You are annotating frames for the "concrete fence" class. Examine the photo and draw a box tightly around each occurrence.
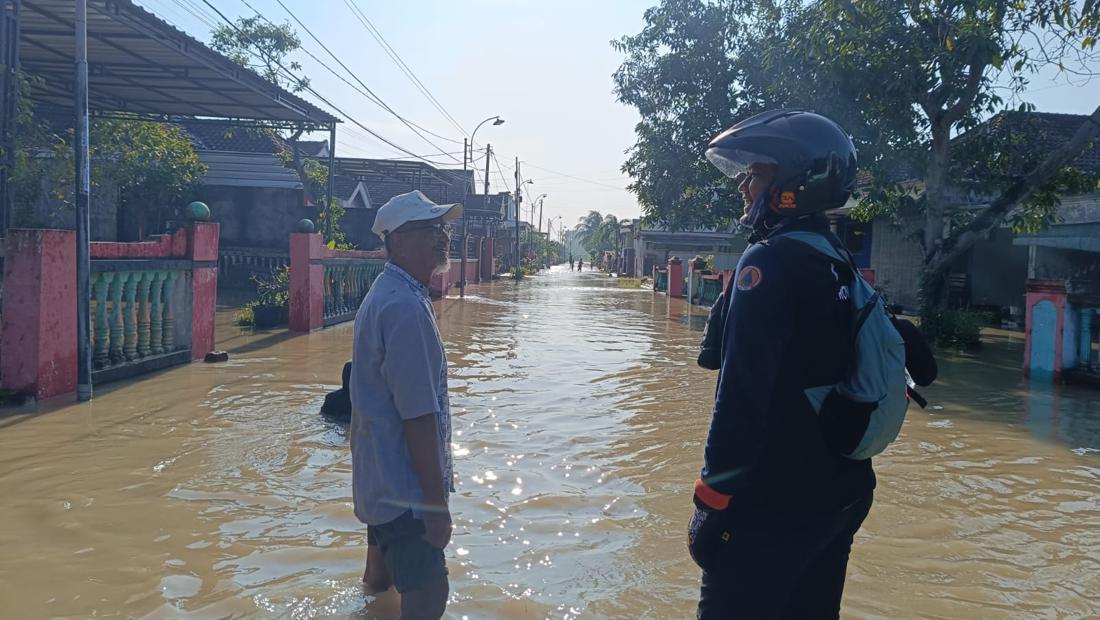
[1,223,219,399]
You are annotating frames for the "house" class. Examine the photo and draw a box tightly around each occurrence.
[625,220,748,280]
[837,111,1100,322]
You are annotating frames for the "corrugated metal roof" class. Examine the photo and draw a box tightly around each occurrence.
[198,151,302,189]
[18,0,338,125]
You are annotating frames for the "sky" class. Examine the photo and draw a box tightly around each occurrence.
[135,0,1100,233]
[135,0,654,232]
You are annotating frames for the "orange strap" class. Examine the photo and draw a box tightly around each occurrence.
[694,479,732,511]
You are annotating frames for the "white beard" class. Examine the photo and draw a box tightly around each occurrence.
[431,256,450,275]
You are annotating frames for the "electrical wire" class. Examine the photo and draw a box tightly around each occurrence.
[264,0,462,163]
[343,0,469,138]
[197,0,461,167]
[520,162,628,191]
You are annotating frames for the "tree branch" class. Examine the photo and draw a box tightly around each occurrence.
[927,101,1100,277]
[942,61,986,126]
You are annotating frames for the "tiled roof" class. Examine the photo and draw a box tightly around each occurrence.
[960,111,1100,174]
[181,123,287,153]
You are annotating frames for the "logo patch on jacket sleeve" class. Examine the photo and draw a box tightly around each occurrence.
[736,265,763,291]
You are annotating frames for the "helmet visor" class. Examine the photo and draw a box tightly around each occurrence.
[705,147,777,179]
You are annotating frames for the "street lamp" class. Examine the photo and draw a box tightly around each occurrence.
[546,215,562,267]
[461,115,504,297]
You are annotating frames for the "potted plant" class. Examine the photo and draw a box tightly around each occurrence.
[250,265,290,328]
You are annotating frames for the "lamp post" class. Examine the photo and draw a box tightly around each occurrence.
[533,194,547,233]
[516,178,534,275]
[461,116,504,297]
[547,215,562,266]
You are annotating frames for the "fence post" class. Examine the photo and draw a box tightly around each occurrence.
[668,256,684,298]
[481,236,495,281]
[189,221,219,359]
[1,229,78,399]
[290,232,324,331]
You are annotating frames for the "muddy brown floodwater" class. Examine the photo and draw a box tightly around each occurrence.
[1,266,1098,618]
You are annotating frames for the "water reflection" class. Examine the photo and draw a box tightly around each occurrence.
[0,265,1096,618]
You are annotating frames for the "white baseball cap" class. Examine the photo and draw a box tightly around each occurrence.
[371,190,463,238]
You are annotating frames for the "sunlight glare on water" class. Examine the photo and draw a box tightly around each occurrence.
[0,265,1097,618]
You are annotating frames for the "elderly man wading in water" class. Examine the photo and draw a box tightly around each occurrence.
[350,190,461,620]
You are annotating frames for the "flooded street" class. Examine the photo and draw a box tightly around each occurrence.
[1,266,1098,619]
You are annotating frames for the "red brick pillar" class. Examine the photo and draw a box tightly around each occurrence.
[290,233,324,332]
[189,222,220,359]
[1,229,78,399]
[668,256,684,298]
[481,237,495,281]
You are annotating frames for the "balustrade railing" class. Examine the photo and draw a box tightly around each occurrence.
[1075,306,1098,372]
[90,260,192,382]
[322,258,386,326]
[698,274,723,307]
[654,268,669,293]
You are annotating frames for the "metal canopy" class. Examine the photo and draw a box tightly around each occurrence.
[1013,223,1100,253]
[17,0,338,126]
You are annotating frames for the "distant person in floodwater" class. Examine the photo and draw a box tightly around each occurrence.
[351,190,459,619]
[687,110,876,619]
[577,259,583,271]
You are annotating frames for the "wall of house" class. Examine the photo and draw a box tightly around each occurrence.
[869,217,924,311]
[201,186,311,250]
[1032,246,1100,295]
[965,227,1029,310]
[342,207,382,250]
[18,181,120,241]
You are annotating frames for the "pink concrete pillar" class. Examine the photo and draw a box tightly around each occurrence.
[474,238,484,283]
[1,229,78,399]
[290,233,324,332]
[668,257,684,298]
[481,237,495,281]
[1024,279,1068,381]
[189,222,220,359]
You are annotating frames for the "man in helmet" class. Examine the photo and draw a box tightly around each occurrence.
[687,110,876,618]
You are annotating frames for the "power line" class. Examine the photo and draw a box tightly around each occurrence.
[342,0,468,138]
[521,162,628,191]
[264,0,462,163]
[197,0,458,167]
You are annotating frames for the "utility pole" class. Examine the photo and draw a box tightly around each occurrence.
[484,144,492,197]
[514,157,521,278]
[75,0,92,401]
[459,137,469,297]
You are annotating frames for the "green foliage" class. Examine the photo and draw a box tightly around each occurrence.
[572,211,622,254]
[9,73,205,228]
[210,16,309,92]
[302,159,352,249]
[235,302,256,326]
[920,307,992,350]
[614,0,1100,313]
[252,265,290,307]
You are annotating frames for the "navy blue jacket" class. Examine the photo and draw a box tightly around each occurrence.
[697,223,875,515]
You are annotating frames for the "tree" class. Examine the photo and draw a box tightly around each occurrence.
[785,0,1100,312]
[614,0,1100,317]
[573,210,606,250]
[11,74,204,235]
[210,16,310,92]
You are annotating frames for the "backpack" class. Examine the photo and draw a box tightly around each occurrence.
[775,230,910,461]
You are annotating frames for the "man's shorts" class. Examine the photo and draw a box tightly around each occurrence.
[371,510,448,593]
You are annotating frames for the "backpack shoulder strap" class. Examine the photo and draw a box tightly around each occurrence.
[773,230,860,274]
